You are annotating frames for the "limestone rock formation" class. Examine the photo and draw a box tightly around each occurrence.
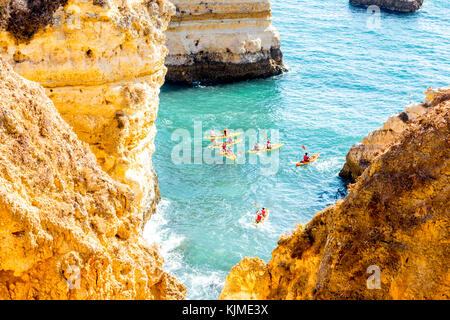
[220,88,449,300]
[0,59,185,299]
[0,0,175,223]
[349,0,424,13]
[340,87,450,182]
[165,0,285,84]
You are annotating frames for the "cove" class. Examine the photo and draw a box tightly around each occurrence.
[144,0,450,299]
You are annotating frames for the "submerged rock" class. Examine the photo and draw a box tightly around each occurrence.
[0,59,185,299]
[349,0,424,13]
[165,0,286,85]
[220,88,449,300]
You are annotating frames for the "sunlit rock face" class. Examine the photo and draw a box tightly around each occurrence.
[0,0,175,223]
[339,87,450,182]
[0,59,186,300]
[220,88,450,300]
[165,0,285,84]
[349,0,424,13]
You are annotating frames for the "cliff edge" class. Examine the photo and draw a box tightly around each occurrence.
[0,59,185,299]
[220,88,449,300]
[0,0,175,223]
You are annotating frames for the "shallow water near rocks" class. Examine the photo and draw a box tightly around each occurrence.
[143,0,450,299]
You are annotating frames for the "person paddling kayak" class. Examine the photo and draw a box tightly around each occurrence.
[261,207,267,217]
[256,210,263,223]
[222,142,227,152]
[266,140,272,150]
[302,152,310,163]
[223,128,229,137]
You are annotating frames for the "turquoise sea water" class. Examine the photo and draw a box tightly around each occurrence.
[143,0,450,299]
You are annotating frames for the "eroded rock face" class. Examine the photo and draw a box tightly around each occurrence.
[339,87,450,182]
[0,0,175,223]
[349,0,424,13]
[165,0,285,84]
[0,59,185,299]
[220,89,449,300]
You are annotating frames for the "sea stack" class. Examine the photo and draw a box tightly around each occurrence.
[0,0,175,223]
[349,0,424,12]
[220,88,450,300]
[165,0,285,85]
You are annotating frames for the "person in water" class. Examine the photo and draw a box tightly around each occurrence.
[222,142,227,152]
[253,142,260,151]
[226,147,233,155]
[266,140,272,150]
[303,152,310,163]
[227,137,234,144]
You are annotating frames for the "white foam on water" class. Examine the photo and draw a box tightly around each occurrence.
[239,210,273,232]
[143,198,227,299]
[143,199,184,272]
[314,156,342,173]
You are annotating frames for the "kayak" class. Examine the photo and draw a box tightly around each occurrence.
[248,143,284,154]
[254,209,270,226]
[219,151,236,161]
[208,138,242,149]
[204,132,241,140]
[296,153,320,166]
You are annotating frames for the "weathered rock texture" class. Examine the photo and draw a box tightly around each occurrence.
[340,87,450,182]
[0,59,185,299]
[220,88,450,300]
[165,0,285,84]
[349,0,424,13]
[0,0,175,223]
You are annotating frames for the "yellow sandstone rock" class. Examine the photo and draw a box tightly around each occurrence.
[0,59,185,299]
[339,86,450,182]
[220,88,450,300]
[0,0,176,223]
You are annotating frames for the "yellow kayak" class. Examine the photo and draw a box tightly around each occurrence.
[219,151,236,161]
[254,209,270,225]
[208,138,242,149]
[204,132,241,140]
[248,143,284,154]
[296,153,320,166]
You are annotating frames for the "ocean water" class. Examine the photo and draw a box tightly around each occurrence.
[143,0,450,299]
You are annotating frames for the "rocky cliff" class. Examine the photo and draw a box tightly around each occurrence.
[340,87,450,182]
[349,0,424,12]
[165,0,285,84]
[220,88,449,300]
[0,0,175,223]
[0,59,185,299]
